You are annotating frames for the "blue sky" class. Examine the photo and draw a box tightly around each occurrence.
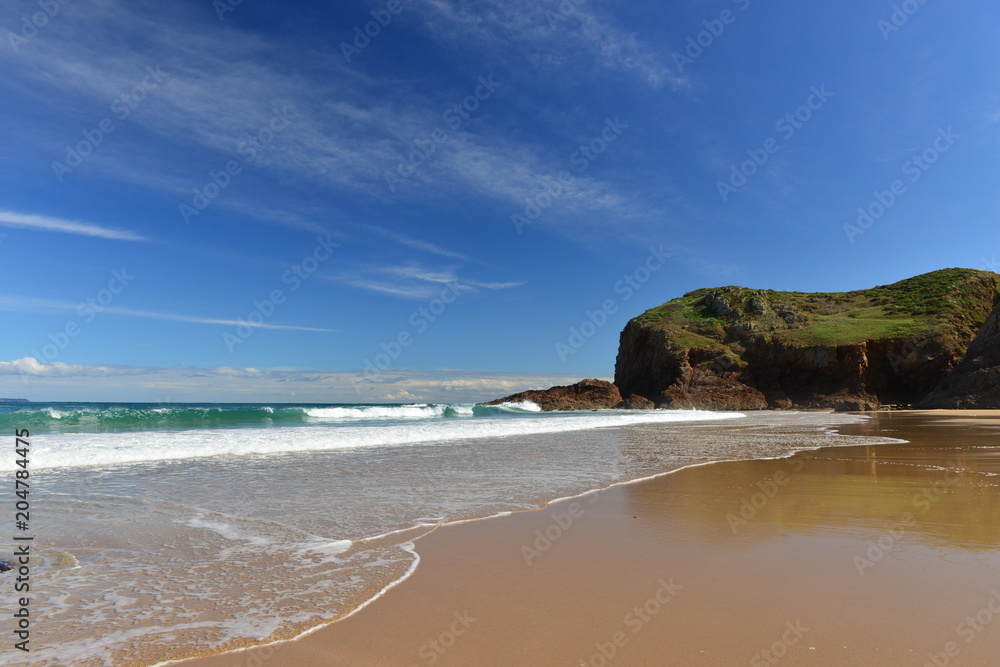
[0,0,998,402]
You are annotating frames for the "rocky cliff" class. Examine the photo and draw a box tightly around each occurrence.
[614,269,1000,410]
[920,298,1000,408]
[480,378,653,411]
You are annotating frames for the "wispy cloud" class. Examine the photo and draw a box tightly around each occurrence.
[332,277,442,300]
[382,265,522,290]
[365,225,470,261]
[99,306,336,332]
[0,209,147,241]
[413,0,681,90]
[330,263,522,300]
[0,358,589,403]
[0,357,149,378]
[381,266,460,284]
[0,0,647,232]
[0,295,335,332]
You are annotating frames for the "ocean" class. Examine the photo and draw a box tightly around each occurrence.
[0,401,902,666]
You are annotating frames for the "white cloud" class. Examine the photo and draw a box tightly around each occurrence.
[336,277,447,300]
[0,0,647,231]
[413,0,682,90]
[0,357,148,378]
[364,225,471,262]
[0,209,147,241]
[102,306,337,332]
[382,266,461,284]
[0,358,590,403]
[329,263,522,300]
[0,295,335,332]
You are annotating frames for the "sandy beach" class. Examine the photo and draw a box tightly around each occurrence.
[181,411,1000,667]
[10,2,1000,664]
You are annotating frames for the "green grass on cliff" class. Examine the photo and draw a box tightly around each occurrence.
[791,314,925,346]
[636,268,999,349]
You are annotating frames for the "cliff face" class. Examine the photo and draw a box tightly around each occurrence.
[919,298,1000,408]
[614,269,999,410]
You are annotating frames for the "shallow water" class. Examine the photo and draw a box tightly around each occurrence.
[0,408,900,666]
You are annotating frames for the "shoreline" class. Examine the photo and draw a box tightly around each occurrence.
[159,421,832,666]
[175,409,1000,666]
[11,407,865,667]
[155,410,870,666]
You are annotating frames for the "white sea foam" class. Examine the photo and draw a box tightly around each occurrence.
[13,409,745,471]
[185,517,274,546]
[492,400,542,412]
[303,404,452,420]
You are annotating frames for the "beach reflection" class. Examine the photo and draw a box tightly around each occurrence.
[619,412,1000,551]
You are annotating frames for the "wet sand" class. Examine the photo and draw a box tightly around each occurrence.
[182,411,1000,666]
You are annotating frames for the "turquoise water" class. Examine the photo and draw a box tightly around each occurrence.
[0,401,750,471]
[0,400,536,434]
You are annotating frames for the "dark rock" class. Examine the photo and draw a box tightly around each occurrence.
[616,394,655,410]
[920,298,1000,408]
[767,390,794,410]
[479,378,622,411]
[833,395,882,412]
[746,296,768,316]
[657,369,769,411]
